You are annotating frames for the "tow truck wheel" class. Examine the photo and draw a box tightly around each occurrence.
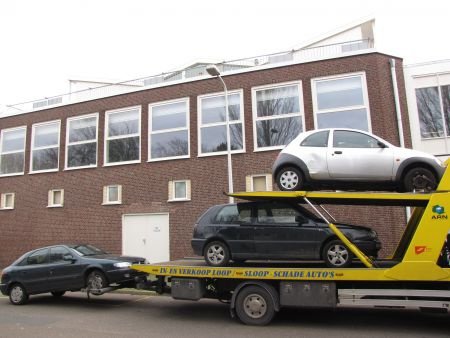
[204,241,230,267]
[235,285,275,325]
[403,167,437,192]
[86,270,107,294]
[9,283,29,305]
[323,240,353,268]
[276,167,304,191]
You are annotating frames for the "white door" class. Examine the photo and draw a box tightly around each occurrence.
[327,130,394,180]
[122,213,170,263]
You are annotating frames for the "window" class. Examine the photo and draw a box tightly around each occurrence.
[149,99,189,161]
[252,82,304,150]
[31,120,60,173]
[49,246,73,263]
[105,106,141,165]
[214,204,252,224]
[415,85,450,139]
[256,203,301,224]
[48,189,64,207]
[246,174,272,192]
[301,130,329,147]
[312,73,370,131]
[103,185,122,204]
[333,130,381,148]
[0,127,26,176]
[1,193,15,209]
[66,114,98,169]
[198,90,244,156]
[26,249,48,265]
[168,180,191,201]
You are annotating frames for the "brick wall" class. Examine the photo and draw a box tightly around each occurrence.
[0,52,409,267]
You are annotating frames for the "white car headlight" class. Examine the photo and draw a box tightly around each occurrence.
[114,262,131,268]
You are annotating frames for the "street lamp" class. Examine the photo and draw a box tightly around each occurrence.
[206,65,234,203]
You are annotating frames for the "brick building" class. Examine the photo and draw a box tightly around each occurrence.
[0,20,411,266]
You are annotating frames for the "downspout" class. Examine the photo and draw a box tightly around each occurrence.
[390,59,411,221]
[389,58,405,147]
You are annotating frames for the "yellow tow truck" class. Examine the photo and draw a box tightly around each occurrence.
[132,164,450,325]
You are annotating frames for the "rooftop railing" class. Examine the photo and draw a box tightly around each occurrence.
[1,38,373,118]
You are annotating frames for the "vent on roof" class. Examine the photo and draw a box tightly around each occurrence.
[32,96,63,109]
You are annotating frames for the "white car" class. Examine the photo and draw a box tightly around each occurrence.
[272,128,445,192]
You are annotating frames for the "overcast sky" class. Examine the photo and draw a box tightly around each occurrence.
[1,0,449,107]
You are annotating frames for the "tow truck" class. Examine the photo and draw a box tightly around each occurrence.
[132,164,450,325]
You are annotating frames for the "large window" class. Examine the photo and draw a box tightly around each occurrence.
[66,114,98,169]
[198,91,244,156]
[149,99,189,161]
[312,73,370,131]
[105,106,140,165]
[0,126,26,176]
[415,85,450,138]
[252,82,303,150]
[31,121,60,173]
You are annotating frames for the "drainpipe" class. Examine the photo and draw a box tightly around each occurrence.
[389,58,405,147]
[390,59,411,221]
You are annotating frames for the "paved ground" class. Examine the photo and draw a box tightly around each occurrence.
[0,292,449,337]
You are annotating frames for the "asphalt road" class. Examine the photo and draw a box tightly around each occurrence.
[0,292,449,338]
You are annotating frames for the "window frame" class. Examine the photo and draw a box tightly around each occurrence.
[148,97,190,162]
[1,192,15,210]
[246,174,273,192]
[103,185,122,205]
[65,113,99,170]
[252,80,305,152]
[311,72,372,132]
[48,189,64,208]
[0,126,27,177]
[104,106,141,167]
[30,120,61,174]
[197,89,245,157]
[168,179,191,202]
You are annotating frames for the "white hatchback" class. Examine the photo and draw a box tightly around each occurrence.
[272,128,445,192]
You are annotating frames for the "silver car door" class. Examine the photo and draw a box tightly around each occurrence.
[327,130,394,180]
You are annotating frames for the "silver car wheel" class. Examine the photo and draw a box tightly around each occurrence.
[279,170,299,190]
[207,244,225,265]
[243,294,267,319]
[10,285,25,304]
[326,244,349,267]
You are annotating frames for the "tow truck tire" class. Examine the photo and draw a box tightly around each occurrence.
[403,167,437,192]
[204,241,230,267]
[323,240,353,268]
[235,285,275,325]
[51,291,66,297]
[86,270,107,294]
[9,283,29,305]
[276,166,304,191]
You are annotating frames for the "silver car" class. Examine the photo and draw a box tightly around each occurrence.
[272,128,445,192]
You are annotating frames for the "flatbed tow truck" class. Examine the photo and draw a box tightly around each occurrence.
[131,164,450,325]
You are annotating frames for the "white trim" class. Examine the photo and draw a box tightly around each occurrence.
[197,89,245,157]
[168,179,191,202]
[65,113,99,170]
[104,106,141,166]
[248,174,273,192]
[48,189,64,208]
[102,184,122,205]
[0,125,27,176]
[0,192,15,210]
[311,71,372,132]
[148,97,190,162]
[252,81,305,151]
[30,120,61,174]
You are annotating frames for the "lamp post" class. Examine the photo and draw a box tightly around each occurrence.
[206,65,234,203]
